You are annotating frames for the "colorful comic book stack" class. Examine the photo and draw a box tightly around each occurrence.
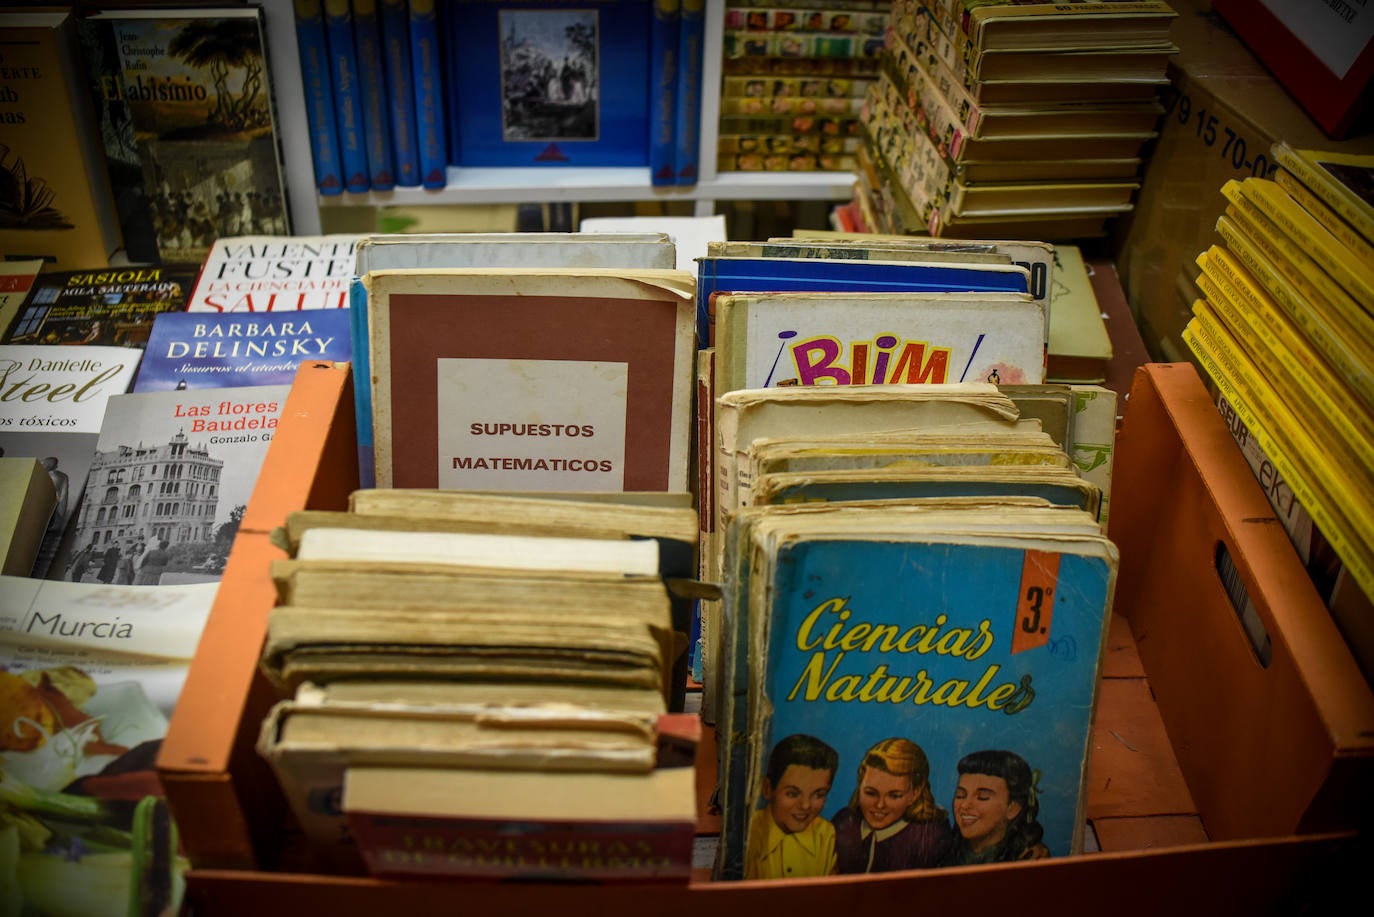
[1182,142,1374,685]
[853,0,1178,239]
[718,1,889,174]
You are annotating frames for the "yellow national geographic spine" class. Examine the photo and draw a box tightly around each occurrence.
[1273,167,1374,268]
[1271,142,1374,245]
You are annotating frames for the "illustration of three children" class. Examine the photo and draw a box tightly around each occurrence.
[744,734,1050,879]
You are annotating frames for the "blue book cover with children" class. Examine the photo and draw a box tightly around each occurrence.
[718,516,1117,880]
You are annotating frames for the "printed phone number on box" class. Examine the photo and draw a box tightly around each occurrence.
[1159,87,1280,179]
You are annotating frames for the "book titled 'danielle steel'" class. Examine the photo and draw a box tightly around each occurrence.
[132,309,352,392]
[78,6,292,265]
[446,0,654,168]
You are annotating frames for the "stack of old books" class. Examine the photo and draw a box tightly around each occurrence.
[256,490,702,882]
[854,0,1179,239]
[1182,142,1374,685]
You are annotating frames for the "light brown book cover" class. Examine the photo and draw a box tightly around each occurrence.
[366,268,695,492]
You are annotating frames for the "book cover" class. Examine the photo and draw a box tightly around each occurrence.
[186,233,362,313]
[650,0,681,186]
[719,508,1118,878]
[343,761,697,881]
[446,0,653,168]
[293,0,345,195]
[673,0,705,184]
[410,0,449,188]
[352,0,397,190]
[713,289,1048,394]
[132,308,352,392]
[3,265,197,349]
[695,254,1031,346]
[0,11,123,270]
[61,382,291,587]
[379,0,422,187]
[324,0,372,192]
[0,345,142,579]
[0,575,217,916]
[365,267,695,492]
[349,231,677,487]
[78,6,293,266]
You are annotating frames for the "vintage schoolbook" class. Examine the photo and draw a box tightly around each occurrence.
[445,0,656,168]
[58,383,290,585]
[365,267,695,492]
[349,231,677,487]
[3,265,198,348]
[186,233,363,313]
[78,5,291,265]
[712,289,1048,395]
[258,679,669,872]
[0,10,122,269]
[714,500,1118,879]
[0,345,142,578]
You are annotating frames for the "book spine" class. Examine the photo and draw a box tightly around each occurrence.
[1272,142,1374,242]
[349,274,376,489]
[649,0,681,187]
[352,0,396,191]
[324,0,371,192]
[410,0,448,189]
[294,0,345,195]
[1239,178,1374,304]
[1273,168,1374,267]
[674,0,706,186]
[379,0,422,187]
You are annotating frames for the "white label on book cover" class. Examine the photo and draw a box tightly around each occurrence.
[436,357,627,491]
[1260,0,1374,79]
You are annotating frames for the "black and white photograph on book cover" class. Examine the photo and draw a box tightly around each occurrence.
[500,7,600,141]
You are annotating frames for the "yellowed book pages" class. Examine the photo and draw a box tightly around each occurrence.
[1048,245,1113,383]
[0,458,56,576]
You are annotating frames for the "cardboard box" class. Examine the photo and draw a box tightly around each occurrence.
[1114,0,1374,363]
[1109,363,1374,839]
[158,360,1369,911]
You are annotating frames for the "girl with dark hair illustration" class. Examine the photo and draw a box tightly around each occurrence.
[943,749,1050,866]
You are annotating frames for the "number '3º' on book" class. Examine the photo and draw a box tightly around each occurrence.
[719,502,1118,880]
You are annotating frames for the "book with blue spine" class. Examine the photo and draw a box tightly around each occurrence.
[410,0,449,188]
[446,0,653,168]
[379,0,422,187]
[673,0,704,185]
[695,256,1032,346]
[352,0,396,190]
[132,309,353,392]
[716,502,1118,879]
[324,0,371,192]
[649,0,680,186]
[293,0,344,195]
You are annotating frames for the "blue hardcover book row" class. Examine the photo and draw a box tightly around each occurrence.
[293,1,702,191]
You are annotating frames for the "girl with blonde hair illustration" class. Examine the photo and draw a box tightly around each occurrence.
[833,737,952,873]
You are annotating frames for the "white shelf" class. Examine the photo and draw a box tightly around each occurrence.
[315,169,855,207]
[261,0,856,229]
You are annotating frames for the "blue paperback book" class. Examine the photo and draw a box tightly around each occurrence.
[718,506,1118,880]
[649,0,680,185]
[324,0,371,192]
[696,256,1032,346]
[352,0,396,190]
[447,0,653,167]
[294,0,345,195]
[673,0,703,185]
[411,0,449,188]
[132,309,352,392]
